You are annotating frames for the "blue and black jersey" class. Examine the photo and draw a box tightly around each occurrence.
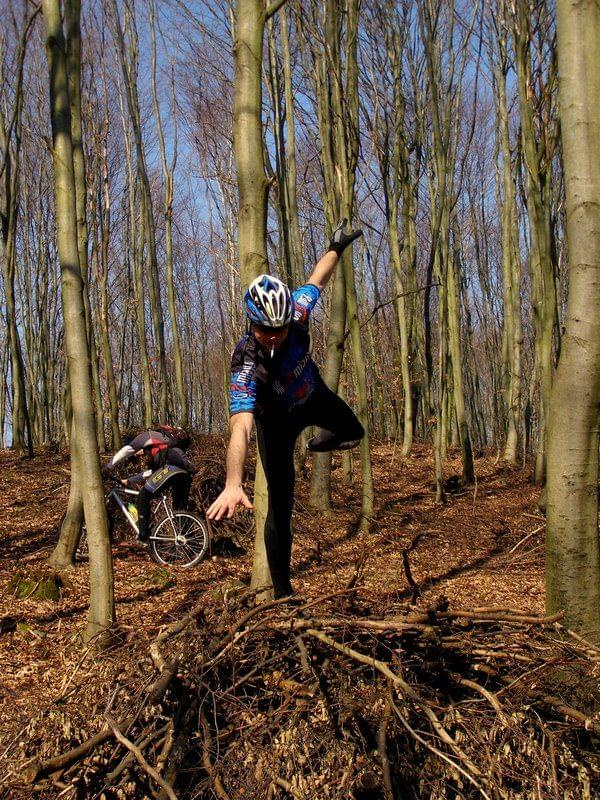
[230,284,321,415]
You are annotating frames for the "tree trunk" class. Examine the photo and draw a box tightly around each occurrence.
[233,0,279,597]
[149,0,188,426]
[308,0,373,516]
[111,0,169,420]
[546,0,600,640]
[493,18,523,464]
[42,0,115,643]
[512,1,557,484]
[0,72,33,457]
[98,107,120,448]
[48,420,83,569]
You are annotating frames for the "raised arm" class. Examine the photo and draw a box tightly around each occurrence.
[307,219,363,290]
[103,430,151,473]
[206,412,255,520]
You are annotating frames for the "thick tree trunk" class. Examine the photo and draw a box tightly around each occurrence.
[43,0,115,643]
[280,8,303,287]
[308,5,345,511]
[233,0,274,596]
[420,0,474,485]
[546,0,600,640]
[308,0,373,517]
[48,420,83,569]
[65,0,105,452]
[119,95,153,427]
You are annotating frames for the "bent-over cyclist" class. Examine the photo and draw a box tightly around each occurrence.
[103,426,195,544]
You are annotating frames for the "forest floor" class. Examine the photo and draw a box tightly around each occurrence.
[0,438,596,799]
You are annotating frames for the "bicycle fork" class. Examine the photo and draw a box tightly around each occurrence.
[158,495,180,540]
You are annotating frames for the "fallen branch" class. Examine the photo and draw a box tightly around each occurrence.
[21,717,134,783]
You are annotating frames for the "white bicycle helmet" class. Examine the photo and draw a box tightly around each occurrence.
[244,274,293,328]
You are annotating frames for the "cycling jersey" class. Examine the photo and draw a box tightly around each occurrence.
[230,284,321,415]
[108,430,195,473]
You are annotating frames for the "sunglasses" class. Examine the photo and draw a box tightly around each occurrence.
[255,324,289,337]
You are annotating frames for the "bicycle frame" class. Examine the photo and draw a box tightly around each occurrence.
[107,485,140,535]
[106,484,174,538]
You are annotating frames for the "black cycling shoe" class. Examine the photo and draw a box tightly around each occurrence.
[307,432,361,452]
[274,583,295,601]
[280,595,304,606]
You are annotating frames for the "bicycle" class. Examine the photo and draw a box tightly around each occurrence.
[76,477,209,568]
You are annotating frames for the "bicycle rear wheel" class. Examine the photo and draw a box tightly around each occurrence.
[149,512,209,568]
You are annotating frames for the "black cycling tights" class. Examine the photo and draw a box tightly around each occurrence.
[137,473,192,541]
[255,381,364,598]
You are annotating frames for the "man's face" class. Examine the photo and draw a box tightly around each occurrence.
[254,324,290,354]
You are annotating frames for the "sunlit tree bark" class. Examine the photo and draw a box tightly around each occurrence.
[233,0,285,597]
[307,0,373,521]
[546,0,600,640]
[42,0,115,642]
[419,0,476,485]
[492,2,523,464]
[111,0,169,420]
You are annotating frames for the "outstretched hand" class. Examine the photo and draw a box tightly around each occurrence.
[327,218,363,256]
[206,485,253,521]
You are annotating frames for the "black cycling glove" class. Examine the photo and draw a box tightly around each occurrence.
[327,218,363,256]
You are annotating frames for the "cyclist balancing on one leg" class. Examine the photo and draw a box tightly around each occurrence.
[207,220,365,599]
[103,426,195,544]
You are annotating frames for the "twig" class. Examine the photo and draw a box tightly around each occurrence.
[389,695,491,800]
[105,715,177,800]
[20,579,42,600]
[105,724,170,785]
[377,695,394,800]
[343,283,442,341]
[156,720,175,775]
[294,635,310,673]
[273,775,301,797]
[451,673,507,723]
[541,695,600,733]
[199,709,231,800]
[402,532,427,602]
[508,526,543,554]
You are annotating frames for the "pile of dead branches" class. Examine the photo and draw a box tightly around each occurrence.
[189,434,254,548]
[12,591,600,799]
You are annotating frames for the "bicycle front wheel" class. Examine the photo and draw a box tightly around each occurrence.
[75,514,115,561]
[149,512,209,568]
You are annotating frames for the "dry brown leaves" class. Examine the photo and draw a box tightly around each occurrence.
[1,438,594,799]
